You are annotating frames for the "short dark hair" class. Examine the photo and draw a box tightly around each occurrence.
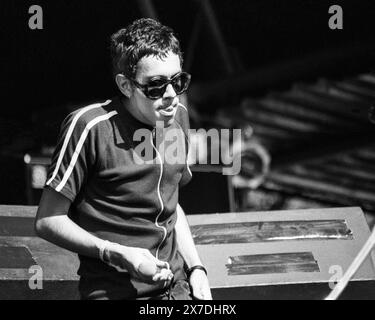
[110,18,183,79]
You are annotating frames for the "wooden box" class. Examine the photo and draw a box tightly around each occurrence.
[1,206,374,299]
[187,207,375,299]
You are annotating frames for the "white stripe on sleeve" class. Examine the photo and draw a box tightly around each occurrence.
[46,100,111,186]
[55,110,117,192]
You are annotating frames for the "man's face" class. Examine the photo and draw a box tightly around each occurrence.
[129,51,181,127]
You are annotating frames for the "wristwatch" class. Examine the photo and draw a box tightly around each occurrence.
[186,265,208,278]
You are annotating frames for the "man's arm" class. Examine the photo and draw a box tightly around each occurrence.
[35,187,105,258]
[35,187,172,284]
[175,203,212,300]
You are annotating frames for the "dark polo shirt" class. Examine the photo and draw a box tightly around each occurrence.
[45,96,192,299]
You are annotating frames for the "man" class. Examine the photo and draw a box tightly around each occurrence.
[35,18,212,300]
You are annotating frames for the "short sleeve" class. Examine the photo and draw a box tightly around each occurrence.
[45,111,95,202]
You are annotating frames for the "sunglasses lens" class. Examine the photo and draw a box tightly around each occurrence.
[172,73,190,94]
[142,72,191,99]
[146,87,165,99]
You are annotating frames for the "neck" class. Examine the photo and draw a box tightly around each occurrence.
[121,96,154,127]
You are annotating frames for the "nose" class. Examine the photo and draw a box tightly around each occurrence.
[163,83,177,99]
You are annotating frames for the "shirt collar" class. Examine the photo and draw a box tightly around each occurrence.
[113,95,154,131]
[112,95,154,146]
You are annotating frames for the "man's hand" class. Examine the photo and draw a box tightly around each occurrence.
[104,243,173,285]
[189,269,212,300]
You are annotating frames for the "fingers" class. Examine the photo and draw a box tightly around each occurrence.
[138,253,173,283]
[147,255,173,282]
[152,268,174,283]
[153,257,170,270]
[156,267,174,281]
[118,247,173,284]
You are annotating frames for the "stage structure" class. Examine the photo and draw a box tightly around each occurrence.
[0,206,374,299]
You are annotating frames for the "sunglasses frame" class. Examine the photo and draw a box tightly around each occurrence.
[130,71,191,100]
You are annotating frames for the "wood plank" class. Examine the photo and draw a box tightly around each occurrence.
[307,162,375,183]
[0,236,79,281]
[272,133,375,170]
[241,103,326,133]
[315,79,375,103]
[273,93,367,125]
[191,219,353,245]
[355,149,375,161]
[264,180,375,212]
[312,80,373,103]
[243,98,338,130]
[226,252,320,275]
[358,74,375,85]
[267,172,375,205]
[261,94,359,128]
[186,207,375,294]
[325,154,375,171]
[217,109,298,140]
[0,246,36,269]
[286,165,375,191]
[0,217,35,237]
[0,205,37,218]
[290,85,370,122]
[337,80,375,99]
[326,86,373,104]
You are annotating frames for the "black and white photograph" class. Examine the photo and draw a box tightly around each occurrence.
[1,0,375,308]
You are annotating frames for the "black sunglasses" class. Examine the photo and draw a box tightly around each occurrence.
[130,71,191,100]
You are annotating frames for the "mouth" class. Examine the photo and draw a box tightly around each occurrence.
[158,104,176,117]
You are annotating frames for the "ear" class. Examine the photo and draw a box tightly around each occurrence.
[115,74,133,98]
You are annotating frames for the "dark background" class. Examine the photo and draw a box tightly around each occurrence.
[2,1,375,118]
[1,0,375,205]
